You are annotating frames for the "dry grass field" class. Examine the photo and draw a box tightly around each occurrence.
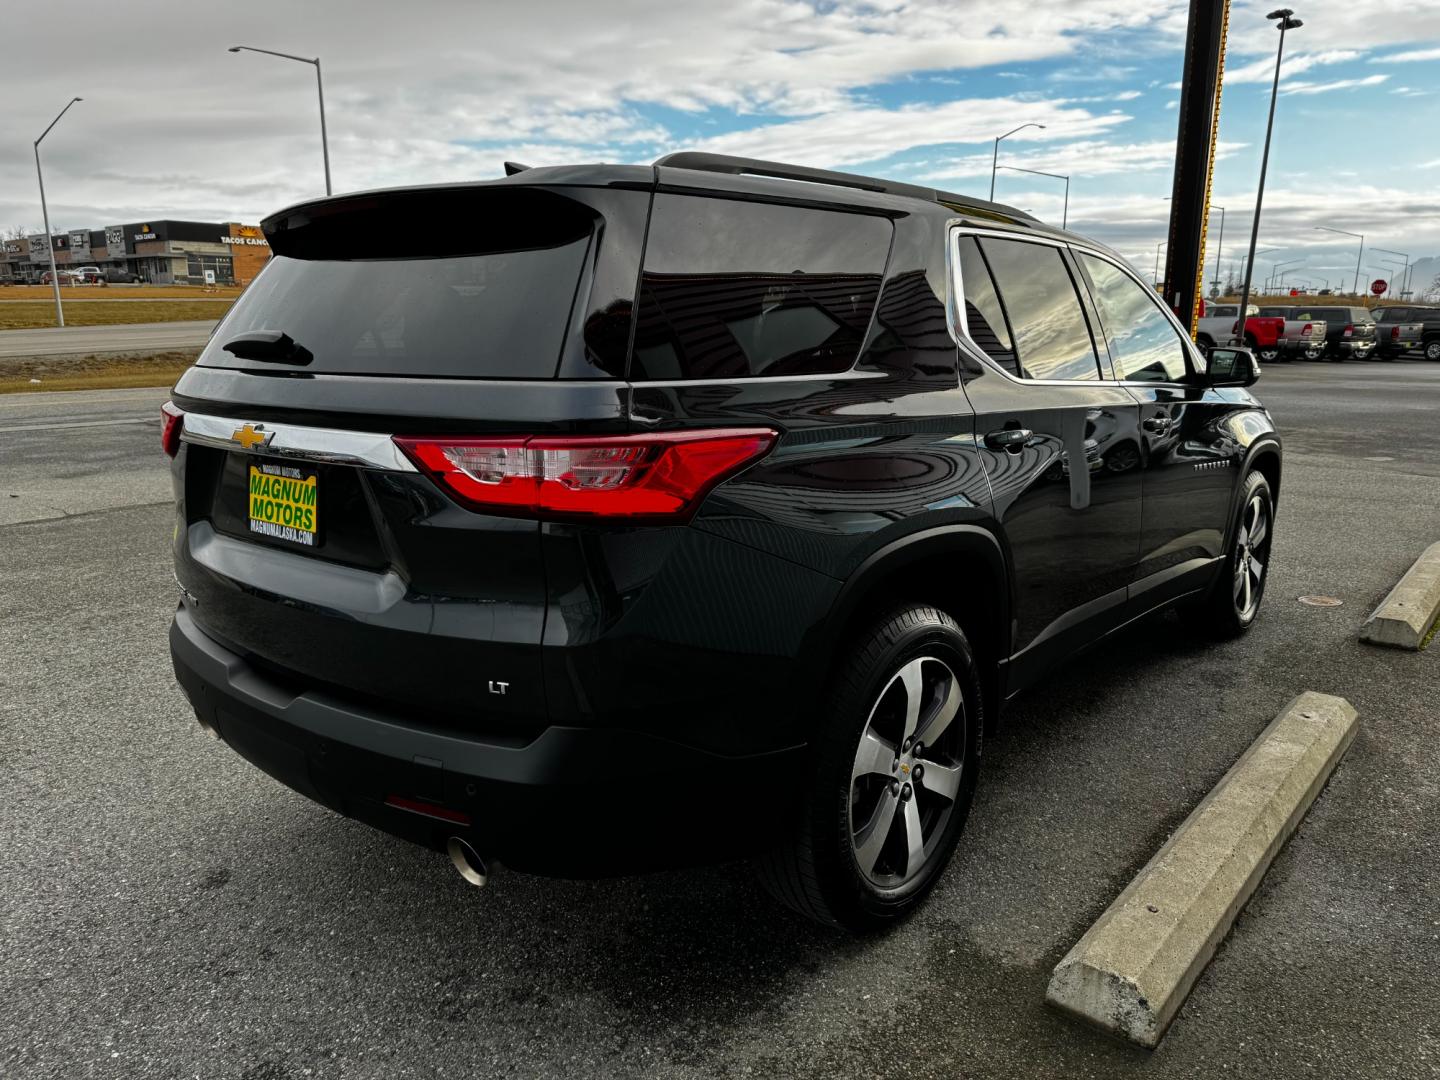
[0,302,232,331]
[0,351,197,393]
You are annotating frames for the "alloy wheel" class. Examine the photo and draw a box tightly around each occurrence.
[849,655,966,888]
[1426,341,1440,362]
[1233,493,1270,620]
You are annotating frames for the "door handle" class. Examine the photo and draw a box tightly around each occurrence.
[984,427,1033,450]
[1142,416,1172,435]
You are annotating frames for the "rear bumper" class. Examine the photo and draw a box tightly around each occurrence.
[1335,338,1374,354]
[170,605,803,877]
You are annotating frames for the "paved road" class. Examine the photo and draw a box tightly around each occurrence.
[2,362,1438,1079]
[0,387,172,525]
[0,320,218,358]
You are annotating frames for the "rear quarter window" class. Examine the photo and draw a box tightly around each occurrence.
[628,195,893,380]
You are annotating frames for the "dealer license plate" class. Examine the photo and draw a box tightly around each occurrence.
[248,463,319,547]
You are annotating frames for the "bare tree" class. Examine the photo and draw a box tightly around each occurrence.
[1424,273,1440,304]
[3,225,38,241]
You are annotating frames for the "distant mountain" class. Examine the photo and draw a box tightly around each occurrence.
[1405,255,1439,302]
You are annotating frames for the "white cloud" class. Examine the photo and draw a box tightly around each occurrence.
[1225,49,1362,85]
[673,97,1130,168]
[922,138,1247,182]
[1371,46,1440,63]
[1282,74,1390,95]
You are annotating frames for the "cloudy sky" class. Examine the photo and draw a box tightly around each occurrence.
[4,0,1438,290]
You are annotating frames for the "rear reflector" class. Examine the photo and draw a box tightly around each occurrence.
[161,401,184,457]
[384,795,472,826]
[394,429,778,522]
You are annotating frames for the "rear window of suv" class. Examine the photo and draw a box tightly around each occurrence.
[628,195,893,380]
[200,188,596,379]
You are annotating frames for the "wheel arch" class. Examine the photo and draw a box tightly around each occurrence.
[799,525,1011,737]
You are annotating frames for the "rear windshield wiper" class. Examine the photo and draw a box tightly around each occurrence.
[222,330,314,366]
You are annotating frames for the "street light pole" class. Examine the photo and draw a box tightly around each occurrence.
[1314,225,1363,296]
[229,45,332,195]
[1155,240,1168,288]
[994,164,1070,228]
[989,123,1046,201]
[1234,9,1303,345]
[1212,205,1225,296]
[34,96,82,328]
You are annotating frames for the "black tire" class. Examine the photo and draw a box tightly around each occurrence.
[1196,334,1215,352]
[1188,470,1274,639]
[1424,339,1440,363]
[756,605,983,932]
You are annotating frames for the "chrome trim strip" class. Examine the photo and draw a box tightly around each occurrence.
[180,412,418,472]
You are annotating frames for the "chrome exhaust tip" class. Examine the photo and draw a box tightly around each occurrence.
[446,836,488,887]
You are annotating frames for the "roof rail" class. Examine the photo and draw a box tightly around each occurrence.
[652,152,1035,223]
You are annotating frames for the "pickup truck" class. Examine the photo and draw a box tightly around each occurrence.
[1195,303,1286,362]
[1372,305,1439,361]
[1257,305,1327,360]
[1289,305,1377,361]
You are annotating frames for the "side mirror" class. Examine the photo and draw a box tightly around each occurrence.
[1204,346,1259,387]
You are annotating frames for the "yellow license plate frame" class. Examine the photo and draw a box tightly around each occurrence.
[247,464,319,547]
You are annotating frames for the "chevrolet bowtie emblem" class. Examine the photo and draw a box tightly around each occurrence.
[230,423,273,451]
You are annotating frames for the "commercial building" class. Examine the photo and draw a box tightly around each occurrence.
[1,220,270,286]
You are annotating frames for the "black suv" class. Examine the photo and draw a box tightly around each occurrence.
[166,154,1280,931]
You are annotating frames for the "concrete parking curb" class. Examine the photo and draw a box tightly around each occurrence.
[1045,691,1358,1049]
[1360,542,1440,650]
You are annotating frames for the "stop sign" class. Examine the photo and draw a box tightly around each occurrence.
[1371,278,1388,296]
[1290,288,1299,297]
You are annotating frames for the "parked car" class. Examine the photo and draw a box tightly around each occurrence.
[1288,305,1377,361]
[70,265,106,284]
[103,266,143,284]
[164,154,1281,931]
[1196,302,1286,362]
[40,269,82,285]
[1256,305,1327,360]
[1372,305,1440,361]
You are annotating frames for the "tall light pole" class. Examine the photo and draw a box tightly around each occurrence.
[34,96,82,328]
[1154,240,1168,288]
[1313,225,1363,296]
[1268,257,1303,293]
[1237,246,1277,295]
[1210,205,1226,296]
[1234,9,1304,345]
[1371,247,1409,299]
[989,123,1046,201]
[995,164,1070,228]
[229,45,331,195]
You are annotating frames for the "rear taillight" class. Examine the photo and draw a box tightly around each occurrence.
[1343,323,1354,337]
[161,401,184,457]
[1391,326,1401,341]
[394,429,778,522]
[1301,323,1313,338]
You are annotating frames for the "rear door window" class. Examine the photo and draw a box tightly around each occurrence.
[973,237,1102,381]
[628,195,892,380]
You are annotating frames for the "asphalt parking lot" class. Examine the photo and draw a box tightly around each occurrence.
[2,361,1438,1079]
